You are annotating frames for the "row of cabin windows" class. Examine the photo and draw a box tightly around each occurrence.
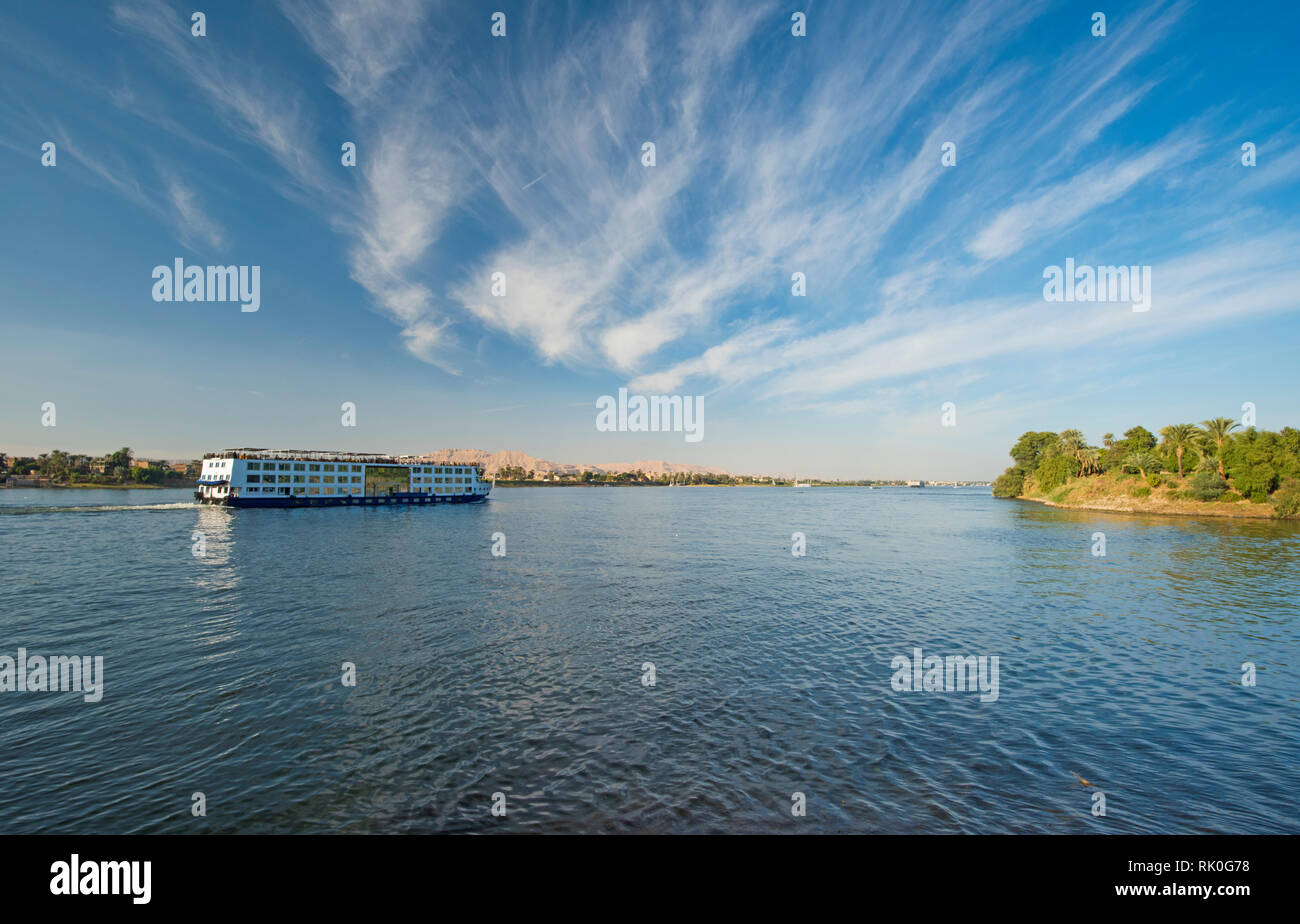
[240,462,365,473]
[242,474,473,485]
[245,474,365,484]
[235,473,473,483]
[237,462,475,475]
[239,485,474,495]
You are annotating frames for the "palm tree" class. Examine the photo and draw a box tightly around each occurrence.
[1124,451,1162,481]
[1079,447,1102,475]
[1159,423,1198,477]
[1200,418,1241,478]
[1059,429,1086,462]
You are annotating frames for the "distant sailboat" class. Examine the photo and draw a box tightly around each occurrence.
[793,474,811,488]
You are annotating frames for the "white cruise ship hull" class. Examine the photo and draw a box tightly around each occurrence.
[194,449,492,508]
[205,491,488,508]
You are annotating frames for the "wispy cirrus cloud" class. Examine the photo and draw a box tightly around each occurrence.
[0,104,227,254]
[278,0,461,367]
[164,175,226,250]
[112,0,461,365]
[112,0,330,197]
[70,0,1300,404]
[632,231,1300,400]
[451,0,1039,373]
[966,137,1195,262]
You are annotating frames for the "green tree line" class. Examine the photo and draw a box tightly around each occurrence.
[2,448,199,486]
[992,418,1300,517]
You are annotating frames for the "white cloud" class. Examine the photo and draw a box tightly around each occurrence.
[448,0,1037,373]
[967,139,1193,262]
[164,176,226,251]
[633,231,1300,401]
[113,0,328,196]
[102,0,1300,400]
[274,0,464,366]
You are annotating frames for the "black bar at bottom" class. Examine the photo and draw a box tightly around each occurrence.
[0,834,1284,910]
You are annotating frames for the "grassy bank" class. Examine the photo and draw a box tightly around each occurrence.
[1018,470,1282,519]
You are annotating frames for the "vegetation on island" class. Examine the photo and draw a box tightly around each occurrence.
[992,419,1300,518]
[1,448,198,487]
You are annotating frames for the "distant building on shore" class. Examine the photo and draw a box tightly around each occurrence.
[129,458,176,470]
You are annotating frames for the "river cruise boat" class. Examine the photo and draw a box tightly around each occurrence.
[196,449,491,508]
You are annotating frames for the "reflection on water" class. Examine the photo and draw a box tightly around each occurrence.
[1,486,1297,833]
[190,506,243,657]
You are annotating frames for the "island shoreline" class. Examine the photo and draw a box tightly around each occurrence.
[1012,493,1280,520]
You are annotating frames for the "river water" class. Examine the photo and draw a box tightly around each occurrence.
[1,485,1296,833]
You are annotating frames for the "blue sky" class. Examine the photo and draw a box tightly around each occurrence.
[2,0,1299,479]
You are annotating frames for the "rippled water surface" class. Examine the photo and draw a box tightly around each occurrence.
[1,485,1297,833]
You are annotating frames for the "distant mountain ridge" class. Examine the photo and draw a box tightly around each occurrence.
[415,449,730,477]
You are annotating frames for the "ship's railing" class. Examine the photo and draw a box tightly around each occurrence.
[202,450,488,475]
[205,449,398,463]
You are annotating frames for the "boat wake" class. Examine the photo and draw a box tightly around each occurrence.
[0,502,199,515]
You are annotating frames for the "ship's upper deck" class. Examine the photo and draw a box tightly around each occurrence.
[207,448,403,464]
[204,448,485,473]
